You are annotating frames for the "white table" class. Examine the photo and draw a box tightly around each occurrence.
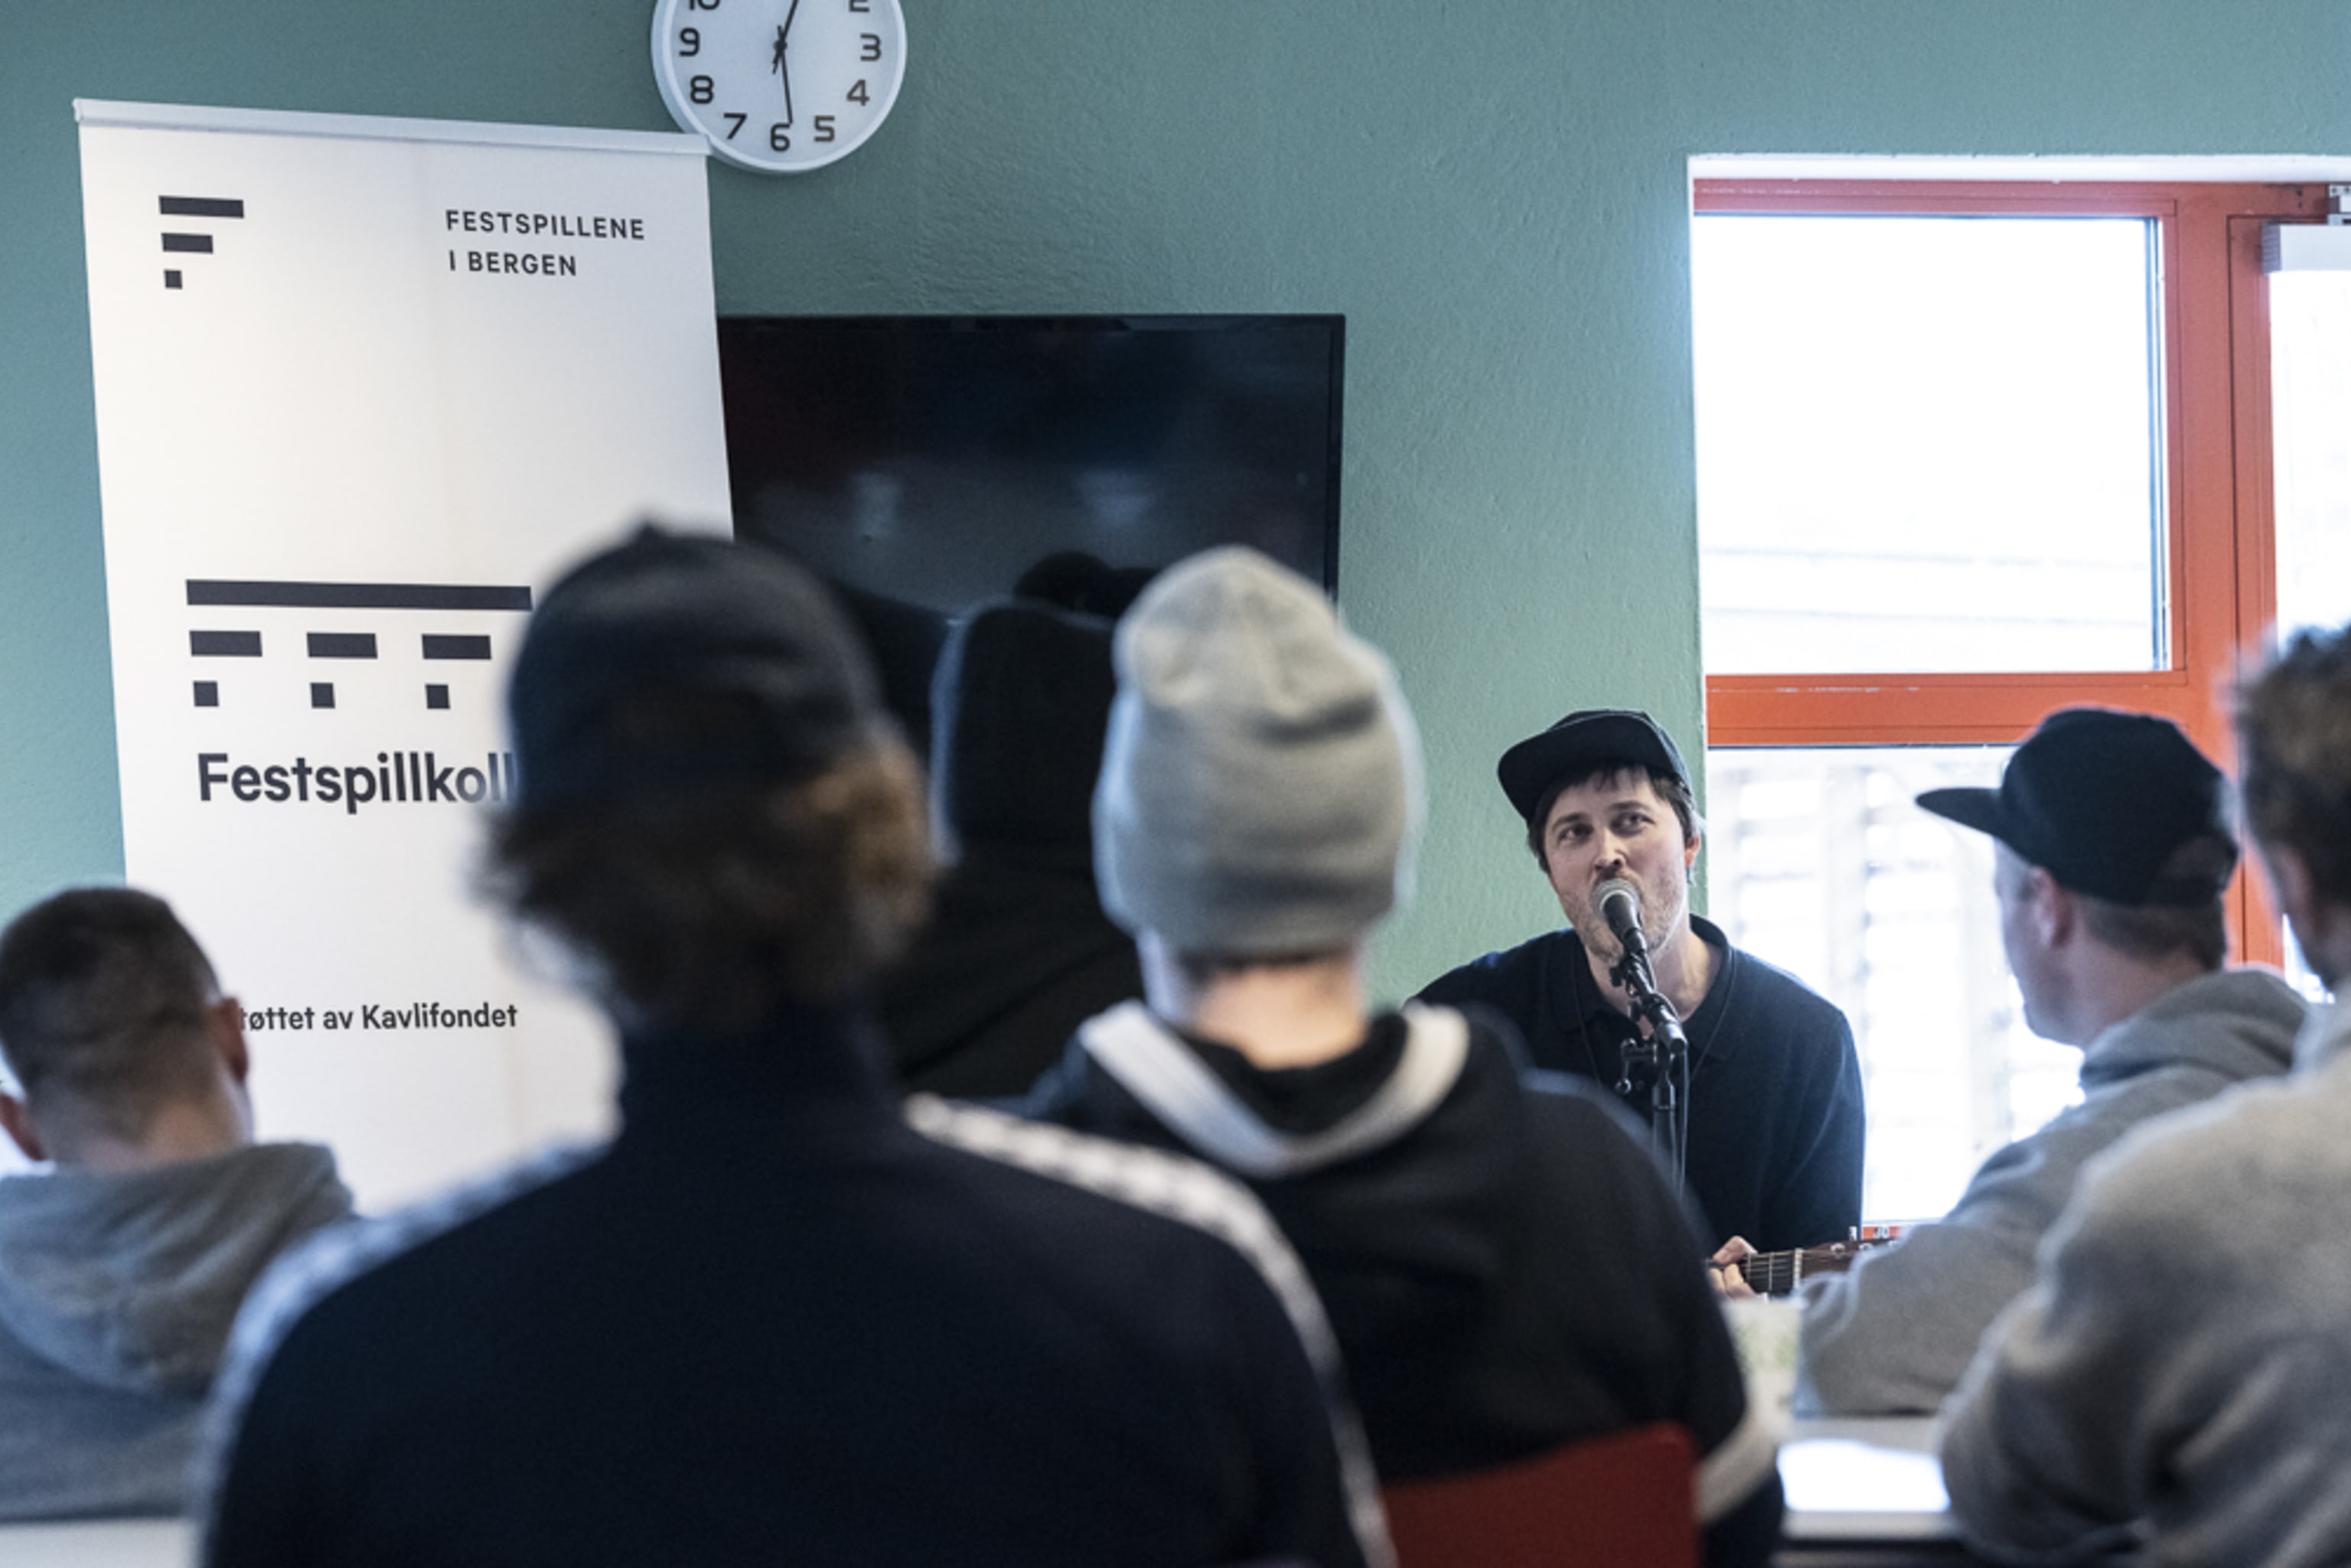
[0,1518,196,1567]
[1779,1416,1954,1544]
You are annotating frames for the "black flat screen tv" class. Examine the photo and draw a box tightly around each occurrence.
[718,314,1344,751]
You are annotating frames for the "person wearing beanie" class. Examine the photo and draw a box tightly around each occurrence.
[1020,545,1782,1565]
[876,598,1145,1097]
[1749,706,2303,1416]
[201,527,1387,1568]
[1416,709,1864,1257]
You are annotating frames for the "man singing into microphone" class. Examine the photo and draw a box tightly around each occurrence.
[1418,710,1864,1254]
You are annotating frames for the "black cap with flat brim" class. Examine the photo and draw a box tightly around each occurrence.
[1498,709,1687,827]
[1916,707,2236,907]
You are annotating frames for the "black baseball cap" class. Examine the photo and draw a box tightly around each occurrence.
[507,525,885,810]
[1498,709,1689,826]
[1916,708,2237,906]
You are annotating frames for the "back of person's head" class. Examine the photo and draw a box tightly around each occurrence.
[1092,545,1422,966]
[1011,551,1156,621]
[928,598,1117,862]
[0,888,225,1149]
[1919,706,2238,970]
[486,526,932,1035]
[2239,623,2351,911]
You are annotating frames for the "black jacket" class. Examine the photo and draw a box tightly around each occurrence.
[880,846,1143,1097]
[206,1006,1378,1568]
[1418,918,1865,1254]
[1021,1002,1782,1566]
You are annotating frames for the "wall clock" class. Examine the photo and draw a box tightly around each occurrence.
[651,0,907,174]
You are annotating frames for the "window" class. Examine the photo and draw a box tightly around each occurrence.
[2268,268,2351,643]
[1691,178,2329,1218]
[1694,215,2164,677]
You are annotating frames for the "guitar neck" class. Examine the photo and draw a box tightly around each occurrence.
[1736,1237,1884,1296]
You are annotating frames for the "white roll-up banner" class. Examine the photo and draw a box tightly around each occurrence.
[73,101,732,1207]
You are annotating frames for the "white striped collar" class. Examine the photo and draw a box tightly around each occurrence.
[1076,1001,1471,1178]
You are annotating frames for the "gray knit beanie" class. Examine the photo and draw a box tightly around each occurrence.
[1094,546,1423,956]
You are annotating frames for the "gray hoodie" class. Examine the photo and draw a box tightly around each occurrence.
[0,1142,351,1521]
[1795,966,2304,1415]
[1940,999,2351,1566]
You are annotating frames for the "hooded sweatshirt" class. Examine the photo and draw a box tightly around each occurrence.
[0,1142,351,1520]
[1796,966,2304,1415]
[1019,1002,1784,1566]
[1941,998,2351,1565]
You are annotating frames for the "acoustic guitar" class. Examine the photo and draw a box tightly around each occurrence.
[1730,1223,1908,1296]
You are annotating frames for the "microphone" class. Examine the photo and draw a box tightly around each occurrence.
[1593,878,1647,957]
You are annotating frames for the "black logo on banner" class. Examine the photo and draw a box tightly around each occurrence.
[197,748,518,816]
[184,578,527,714]
[158,194,243,292]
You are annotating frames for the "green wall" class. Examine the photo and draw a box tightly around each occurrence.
[7,2,2350,999]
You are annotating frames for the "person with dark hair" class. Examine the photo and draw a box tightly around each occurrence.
[1416,710,1864,1254]
[877,598,1144,1097]
[1012,549,1157,621]
[0,887,352,1521]
[1746,708,2301,1415]
[1941,629,2351,1563]
[201,526,1387,1568]
[1021,548,1781,1564]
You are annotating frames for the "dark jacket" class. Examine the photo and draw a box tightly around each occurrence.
[879,600,1144,1097]
[205,1006,1384,1568]
[880,846,1143,1097]
[1418,917,1864,1253]
[1021,1000,1783,1566]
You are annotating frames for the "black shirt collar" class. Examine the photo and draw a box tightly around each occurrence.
[618,997,897,1132]
[1562,914,1743,1064]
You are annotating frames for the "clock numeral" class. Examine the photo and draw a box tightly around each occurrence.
[860,32,882,60]
[723,112,747,140]
[846,79,870,105]
[770,124,792,153]
[686,0,719,9]
[814,115,836,143]
[677,26,700,56]
[689,74,716,105]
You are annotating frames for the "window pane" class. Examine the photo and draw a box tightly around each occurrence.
[2264,269,2351,1006]
[1693,216,2164,675]
[2268,270,2351,644]
[1704,745,2077,1222]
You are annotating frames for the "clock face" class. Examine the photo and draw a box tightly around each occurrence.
[651,0,907,174]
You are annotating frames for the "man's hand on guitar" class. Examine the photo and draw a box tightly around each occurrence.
[1710,1227,1904,1296]
[1708,1236,1759,1299]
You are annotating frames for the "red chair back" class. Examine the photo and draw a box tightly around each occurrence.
[1379,1421,1698,1568]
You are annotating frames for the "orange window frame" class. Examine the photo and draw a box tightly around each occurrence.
[1691,179,2333,968]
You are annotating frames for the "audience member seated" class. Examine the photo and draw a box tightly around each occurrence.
[1717,709,2303,1415]
[879,597,1144,1097]
[0,888,352,1521]
[201,527,1387,1568]
[1019,547,1780,1565]
[1012,549,1157,621]
[1941,626,2351,1564]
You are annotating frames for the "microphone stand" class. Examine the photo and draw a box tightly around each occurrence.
[1610,937,1691,1200]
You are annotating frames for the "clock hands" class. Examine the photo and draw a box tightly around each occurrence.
[771,0,803,126]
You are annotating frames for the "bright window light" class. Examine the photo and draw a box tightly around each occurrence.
[2268,270,2351,645]
[1693,216,2166,675]
[1704,745,2076,1221]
